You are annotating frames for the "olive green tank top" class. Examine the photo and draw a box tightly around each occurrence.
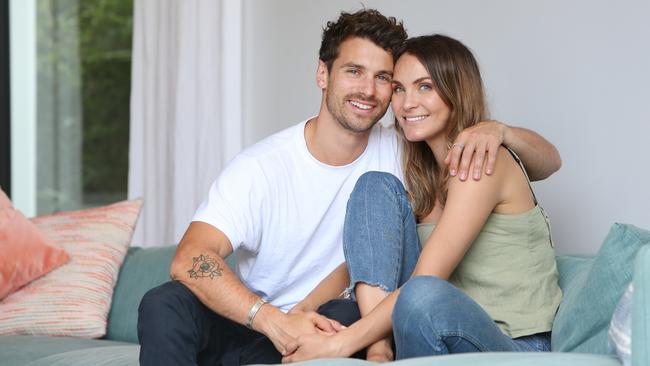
[416,149,562,338]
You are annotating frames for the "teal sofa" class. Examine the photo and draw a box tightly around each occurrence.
[1,235,648,366]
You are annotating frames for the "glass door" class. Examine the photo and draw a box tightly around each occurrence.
[10,0,132,216]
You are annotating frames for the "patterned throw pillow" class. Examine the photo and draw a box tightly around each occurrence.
[609,282,633,366]
[0,199,143,338]
[0,190,70,299]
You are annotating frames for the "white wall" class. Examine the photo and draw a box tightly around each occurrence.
[243,0,650,255]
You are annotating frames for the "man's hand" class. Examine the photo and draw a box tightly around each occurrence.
[255,306,344,355]
[282,332,347,363]
[444,120,507,181]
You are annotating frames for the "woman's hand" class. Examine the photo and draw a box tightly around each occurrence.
[281,332,348,363]
[256,306,344,356]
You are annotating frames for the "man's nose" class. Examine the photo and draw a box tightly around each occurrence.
[358,75,376,97]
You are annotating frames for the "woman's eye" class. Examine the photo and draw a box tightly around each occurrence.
[419,84,432,91]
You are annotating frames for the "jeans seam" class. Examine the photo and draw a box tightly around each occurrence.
[391,186,404,288]
[370,176,403,292]
[397,188,413,287]
[438,330,491,352]
[391,178,413,289]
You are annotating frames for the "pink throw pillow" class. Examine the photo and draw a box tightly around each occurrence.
[0,190,70,300]
[0,198,143,338]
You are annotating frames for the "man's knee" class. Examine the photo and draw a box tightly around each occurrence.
[139,281,200,330]
[317,299,360,327]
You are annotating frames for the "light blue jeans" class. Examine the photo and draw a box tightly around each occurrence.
[343,172,551,359]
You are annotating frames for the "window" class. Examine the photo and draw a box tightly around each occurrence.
[0,1,10,196]
[10,0,132,215]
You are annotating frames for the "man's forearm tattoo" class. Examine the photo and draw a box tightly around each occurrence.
[188,254,223,279]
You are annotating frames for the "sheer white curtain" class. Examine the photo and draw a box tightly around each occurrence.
[128,0,242,247]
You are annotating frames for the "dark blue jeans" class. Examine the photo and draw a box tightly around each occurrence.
[343,171,551,359]
[138,281,360,366]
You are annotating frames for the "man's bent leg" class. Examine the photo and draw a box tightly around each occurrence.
[138,281,259,366]
[317,299,361,327]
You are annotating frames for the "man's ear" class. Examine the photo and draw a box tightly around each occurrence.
[316,60,328,90]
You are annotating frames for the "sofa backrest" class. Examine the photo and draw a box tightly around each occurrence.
[105,246,176,342]
[105,245,237,343]
[105,246,591,344]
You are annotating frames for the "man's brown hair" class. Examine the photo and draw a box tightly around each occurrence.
[319,9,407,71]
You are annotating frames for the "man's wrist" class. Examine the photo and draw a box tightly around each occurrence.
[246,297,268,328]
[251,301,284,334]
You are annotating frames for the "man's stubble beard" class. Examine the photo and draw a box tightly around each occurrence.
[325,89,387,134]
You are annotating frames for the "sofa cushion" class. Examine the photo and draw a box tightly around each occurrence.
[106,245,176,342]
[555,255,593,291]
[25,345,140,366]
[552,223,650,353]
[0,199,143,338]
[389,352,621,366]
[0,338,620,366]
[0,335,133,366]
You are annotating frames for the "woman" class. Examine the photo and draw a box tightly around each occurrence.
[283,34,562,362]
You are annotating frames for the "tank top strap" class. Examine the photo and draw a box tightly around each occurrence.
[504,146,554,247]
[504,146,538,206]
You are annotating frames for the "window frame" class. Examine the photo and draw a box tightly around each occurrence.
[0,0,10,197]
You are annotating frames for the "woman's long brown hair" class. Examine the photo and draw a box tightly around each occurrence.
[394,35,488,221]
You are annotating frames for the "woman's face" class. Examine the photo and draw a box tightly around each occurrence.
[391,53,450,144]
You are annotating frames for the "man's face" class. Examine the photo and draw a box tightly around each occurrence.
[319,37,394,133]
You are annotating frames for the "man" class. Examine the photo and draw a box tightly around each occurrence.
[138,9,561,366]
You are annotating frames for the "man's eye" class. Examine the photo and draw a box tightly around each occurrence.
[393,85,404,93]
[377,74,392,82]
[347,69,360,75]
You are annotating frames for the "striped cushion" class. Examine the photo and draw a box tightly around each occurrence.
[0,199,143,338]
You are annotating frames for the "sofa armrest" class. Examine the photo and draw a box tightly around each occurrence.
[632,245,649,366]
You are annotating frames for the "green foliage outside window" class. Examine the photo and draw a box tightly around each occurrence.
[36,0,132,211]
[79,0,132,203]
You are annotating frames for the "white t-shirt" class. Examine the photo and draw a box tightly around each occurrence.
[193,119,401,312]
